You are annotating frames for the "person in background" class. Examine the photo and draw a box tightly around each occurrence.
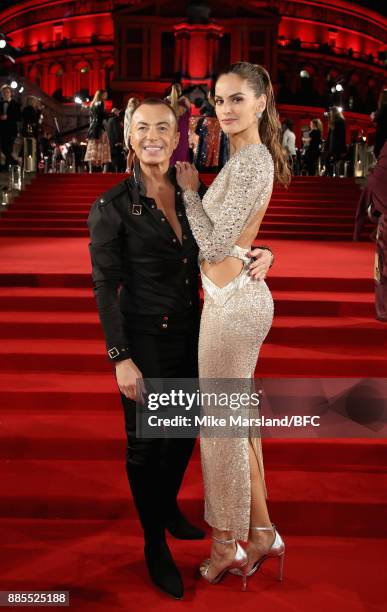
[371,89,387,160]
[21,95,40,138]
[67,136,84,172]
[84,89,111,173]
[124,97,140,171]
[325,106,346,176]
[195,90,229,171]
[0,84,21,170]
[304,118,322,176]
[354,142,387,321]
[166,83,191,166]
[21,95,42,171]
[40,130,53,170]
[51,141,64,172]
[107,107,125,172]
[282,118,297,174]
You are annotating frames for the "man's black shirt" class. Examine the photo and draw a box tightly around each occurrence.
[87,169,205,362]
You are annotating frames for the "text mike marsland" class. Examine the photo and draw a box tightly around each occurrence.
[147,415,321,427]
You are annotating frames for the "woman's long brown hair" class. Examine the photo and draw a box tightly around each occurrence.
[216,62,291,186]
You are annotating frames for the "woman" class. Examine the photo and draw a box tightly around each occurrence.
[325,106,346,176]
[166,83,191,166]
[304,118,322,176]
[84,89,111,173]
[176,62,290,590]
[195,91,229,170]
[124,96,140,171]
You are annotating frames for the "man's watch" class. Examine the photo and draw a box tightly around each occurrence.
[107,346,130,362]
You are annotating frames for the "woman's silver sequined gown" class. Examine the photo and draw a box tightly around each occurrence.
[183,143,274,541]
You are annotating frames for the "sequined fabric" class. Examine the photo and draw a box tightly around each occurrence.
[183,144,273,264]
[183,143,274,542]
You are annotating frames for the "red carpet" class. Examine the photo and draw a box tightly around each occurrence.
[0,174,386,611]
[0,174,372,240]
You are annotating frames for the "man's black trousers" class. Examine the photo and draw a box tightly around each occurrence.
[119,328,198,545]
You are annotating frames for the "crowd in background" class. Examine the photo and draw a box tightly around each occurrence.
[1,80,386,321]
[1,82,386,177]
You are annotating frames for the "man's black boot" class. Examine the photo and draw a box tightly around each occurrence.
[161,439,204,539]
[144,540,184,600]
[165,507,205,540]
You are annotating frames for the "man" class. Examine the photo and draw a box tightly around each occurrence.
[87,98,273,599]
[106,107,125,172]
[0,85,21,170]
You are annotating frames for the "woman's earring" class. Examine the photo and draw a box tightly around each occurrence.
[256,111,262,120]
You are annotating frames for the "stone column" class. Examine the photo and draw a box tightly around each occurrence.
[173,22,223,86]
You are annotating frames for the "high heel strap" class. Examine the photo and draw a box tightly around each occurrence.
[250,524,275,531]
[212,535,235,545]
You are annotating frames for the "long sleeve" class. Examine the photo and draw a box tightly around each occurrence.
[183,146,272,264]
[87,200,130,360]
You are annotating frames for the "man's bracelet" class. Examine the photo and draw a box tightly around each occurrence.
[256,245,275,268]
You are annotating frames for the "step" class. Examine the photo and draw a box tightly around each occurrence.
[0,458,385,536]
[266,316,387,346]
[0,312,385,346]
[0,228,89,237]
[1,218,362,230]
[0,273,374,292]
[0,229,359,239]
[4,204,90,212]
[0,287,94,311]
[272,290,375,317]
[0,220,87,228]
[260,222,356,230]
[2,210,363,222]
[1,405,386,467]
[0,288,375,317]
[0,338,385,376]
[2,211,89,219]
[0,371,119,412]
[258,343,387,377]
[254,231,357,241]
[13,195,102,203]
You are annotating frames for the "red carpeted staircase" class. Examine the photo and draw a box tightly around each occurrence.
[0,174,386,611]
[0,174,372,240]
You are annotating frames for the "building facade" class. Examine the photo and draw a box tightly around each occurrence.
[1,0,386,137]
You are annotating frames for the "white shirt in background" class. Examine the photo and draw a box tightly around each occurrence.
[282,128,297,156]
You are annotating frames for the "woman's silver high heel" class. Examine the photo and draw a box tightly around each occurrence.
[229,524,285,583]
[200,535,249,591]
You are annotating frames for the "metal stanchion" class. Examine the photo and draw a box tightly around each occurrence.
[9,164,22,191]
[1,187,10,206]
[354,142,367,178]
[23,137,37,173]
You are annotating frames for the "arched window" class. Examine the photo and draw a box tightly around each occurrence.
[74,60,91,98]
[297,64,319,106]
[28,65,42,88]
[104,60,114,91]
[49,62,64,98]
